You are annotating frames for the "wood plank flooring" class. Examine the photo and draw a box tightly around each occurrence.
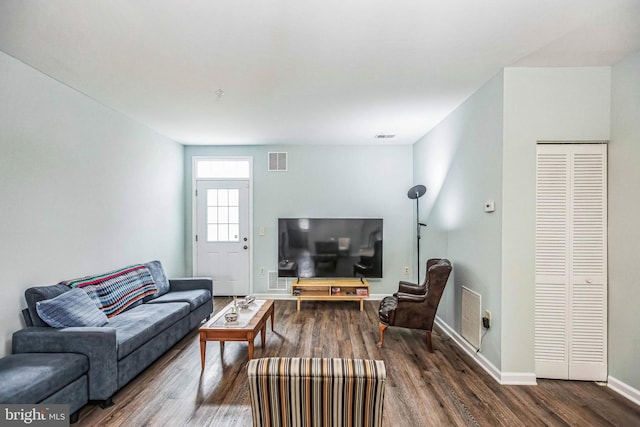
[77,298,640,426]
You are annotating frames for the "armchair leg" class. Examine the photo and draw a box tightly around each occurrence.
[426,331,433,353]
[377,323,388,348]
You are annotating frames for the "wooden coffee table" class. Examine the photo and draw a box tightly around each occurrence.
[199,299,274,369]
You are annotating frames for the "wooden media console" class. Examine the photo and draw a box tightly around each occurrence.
[291,278,370,311]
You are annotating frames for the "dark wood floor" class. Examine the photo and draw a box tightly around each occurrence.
[77,298,640,426]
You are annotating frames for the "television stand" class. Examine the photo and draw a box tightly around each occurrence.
[291,278,370,311]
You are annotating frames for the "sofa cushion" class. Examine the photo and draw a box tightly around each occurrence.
[61,264,158,318]
[25,284,71,327]
[0,353,88,404]
[107,302,190,359]
[144,260,171,299]
[36,288,108,328]
[146,289,211,311]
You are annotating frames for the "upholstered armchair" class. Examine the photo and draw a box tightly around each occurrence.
[377,258,452,352]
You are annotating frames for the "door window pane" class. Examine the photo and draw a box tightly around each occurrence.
[218,224,229,241]
[229,224,240,241]
[228,206,239,223]
[228,189,239,205]
[207,189,217,206]
[207,225,218,241]
[218,206,229,223]
[218,189,229,206]
[207,207,218,223]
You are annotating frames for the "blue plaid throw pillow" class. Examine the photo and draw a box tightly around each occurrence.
[36,288,108,328]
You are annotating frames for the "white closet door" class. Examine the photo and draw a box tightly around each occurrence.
[535,143,607,381]
[535,146,571,379]
[568,146,607,380]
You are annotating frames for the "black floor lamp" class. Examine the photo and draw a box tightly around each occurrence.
[407,185,427,283]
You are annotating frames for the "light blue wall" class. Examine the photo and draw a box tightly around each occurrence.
[413,72,505,368]
[609,50,640,392]
[184,144,414,294]
[0,52,185,356]
[502,67,611,374]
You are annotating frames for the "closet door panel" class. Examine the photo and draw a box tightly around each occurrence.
[568,146,607,381]
[535,147,570,379]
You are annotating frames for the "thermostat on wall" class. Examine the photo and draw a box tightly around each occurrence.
[484,201,495,212]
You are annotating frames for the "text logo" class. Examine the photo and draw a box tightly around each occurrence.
[1,405,68,426]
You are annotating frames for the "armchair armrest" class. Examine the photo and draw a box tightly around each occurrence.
[169,277,213,294]
[396,292,426,303]
[12,327,118,401]
[397,281,425,295]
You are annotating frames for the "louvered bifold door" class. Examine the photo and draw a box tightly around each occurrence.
[535,143,607,381]
[535,145,571,379]
[568,145,607,381]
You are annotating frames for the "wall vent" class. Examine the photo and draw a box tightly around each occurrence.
[268,152,287,171]
[461,286,482,350]
[268,271,288,291]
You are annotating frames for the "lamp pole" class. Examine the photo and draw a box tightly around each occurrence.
[407,185,427,283]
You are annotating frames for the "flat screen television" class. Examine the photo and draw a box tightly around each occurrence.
[278,218,383,279]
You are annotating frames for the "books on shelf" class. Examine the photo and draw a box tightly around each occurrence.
[356,288,368,296]
[330,287,341,295]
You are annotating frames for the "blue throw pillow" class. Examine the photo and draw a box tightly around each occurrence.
[36,288,108,328]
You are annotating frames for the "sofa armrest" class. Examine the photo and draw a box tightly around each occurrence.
[12,327,118,401]
[169,277,213,294]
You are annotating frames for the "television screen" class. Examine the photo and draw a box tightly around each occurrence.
[278,218,383,278]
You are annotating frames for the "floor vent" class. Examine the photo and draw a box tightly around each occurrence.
[268,271,288,291]
[268,152,287,171]
[461,286,482,350]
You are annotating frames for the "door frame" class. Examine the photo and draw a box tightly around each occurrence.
[191,156,254,292]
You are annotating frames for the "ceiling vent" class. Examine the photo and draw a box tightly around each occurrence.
[268,152,288,172]
[375,134,395,139]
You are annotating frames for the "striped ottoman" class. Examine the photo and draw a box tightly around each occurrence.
[247,357,386,427]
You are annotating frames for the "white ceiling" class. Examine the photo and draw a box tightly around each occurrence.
[1,1,639,146]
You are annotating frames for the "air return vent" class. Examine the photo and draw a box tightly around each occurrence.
[461,286,482,350]
[268,152,287,171]
[268,271,288,291]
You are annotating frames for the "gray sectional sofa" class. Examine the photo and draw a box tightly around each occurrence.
[10,260,213,406]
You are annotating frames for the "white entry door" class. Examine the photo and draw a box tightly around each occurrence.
[196,180,250,296]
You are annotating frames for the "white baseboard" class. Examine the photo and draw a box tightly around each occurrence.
[250,293,294,300]
[500,372,538,385]
[435,316,537,386]
[608,375,640,406]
